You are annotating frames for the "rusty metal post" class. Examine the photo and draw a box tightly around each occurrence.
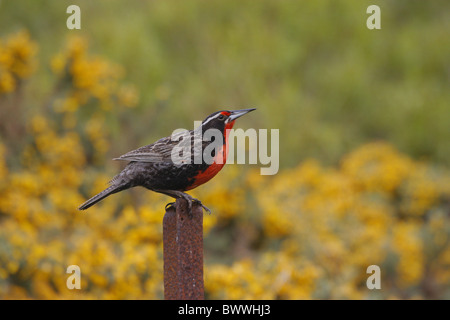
[163,198,204,300]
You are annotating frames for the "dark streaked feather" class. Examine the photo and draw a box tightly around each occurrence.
[112,128,211,164]
[113,133,183,163]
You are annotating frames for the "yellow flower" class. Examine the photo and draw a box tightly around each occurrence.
[262,207,295,237]
[0,30,37,94]
[0,69,15,93]
[341,141,413,193]
[0,143,8,180]
[50,53,66,75]
[0,30,38,80]
[392,221,424,287]
[50,35,138,114]
[66,35,88,60]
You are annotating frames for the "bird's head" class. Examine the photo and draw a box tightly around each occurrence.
[201,108,256,133]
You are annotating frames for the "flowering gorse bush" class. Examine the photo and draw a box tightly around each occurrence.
[214,143,449,299]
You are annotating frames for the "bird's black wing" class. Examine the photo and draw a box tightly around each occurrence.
[113,130,194,163]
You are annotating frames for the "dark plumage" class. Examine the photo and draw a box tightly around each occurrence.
[78,108,255,215]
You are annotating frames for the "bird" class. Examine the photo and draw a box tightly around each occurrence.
[78,108,256,216]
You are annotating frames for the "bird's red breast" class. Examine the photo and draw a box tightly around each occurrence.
[185,119,235,190]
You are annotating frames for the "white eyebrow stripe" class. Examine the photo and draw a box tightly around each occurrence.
[201,113,222,126]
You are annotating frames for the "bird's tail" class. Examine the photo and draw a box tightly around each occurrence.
[78,184,129,210]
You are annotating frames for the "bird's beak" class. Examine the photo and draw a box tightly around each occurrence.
[228,108,256,121]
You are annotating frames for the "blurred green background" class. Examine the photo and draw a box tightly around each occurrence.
[1,0,449,168]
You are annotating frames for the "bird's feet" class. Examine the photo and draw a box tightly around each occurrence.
[156,189,212,218]
[164,198,212,218]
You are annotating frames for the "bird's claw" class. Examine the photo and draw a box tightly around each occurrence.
[165,202,176,211]
[192,199,212,215]
[165,198,212,217]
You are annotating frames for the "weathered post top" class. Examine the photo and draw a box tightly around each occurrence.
[163,198,204,300]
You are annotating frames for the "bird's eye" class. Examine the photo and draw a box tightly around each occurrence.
[218,114,225,120]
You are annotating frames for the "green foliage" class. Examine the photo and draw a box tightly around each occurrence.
[1,0,449,166]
